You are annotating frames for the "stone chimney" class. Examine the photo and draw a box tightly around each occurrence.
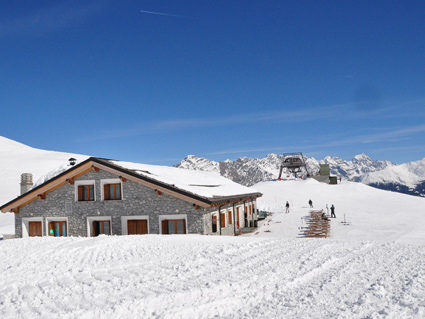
[20,173,33,195]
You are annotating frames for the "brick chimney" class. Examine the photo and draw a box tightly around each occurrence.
[20,173,33,195]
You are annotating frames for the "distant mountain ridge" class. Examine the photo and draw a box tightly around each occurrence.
[175,154,425,197]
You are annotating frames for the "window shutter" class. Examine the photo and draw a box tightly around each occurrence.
[104,184,110,200]
[228,211,232,224]
[78,186,83,201]
[221,213,226,228]
[161,220,168,234]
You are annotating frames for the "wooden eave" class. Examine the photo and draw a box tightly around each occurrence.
[209,194,262,207]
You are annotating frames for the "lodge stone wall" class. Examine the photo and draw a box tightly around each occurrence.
[15,169,208,237]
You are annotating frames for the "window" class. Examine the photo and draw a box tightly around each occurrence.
[228,210,233,224]
[104,183,121,200]
[49,221,67,237]
[127,220,148,235]
[220,213,226,228]
[22,217,43,238]
[28,221,42,237]
[75,180,95,202]
[92,220,110,236]
[87,216,111,236]
[101,179,123,201]
[161,219,186,234]
[121,216,149,235]
[78,185,94,201]
[212,215,217,233]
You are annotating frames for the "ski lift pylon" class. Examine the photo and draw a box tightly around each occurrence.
[278,152,310,179]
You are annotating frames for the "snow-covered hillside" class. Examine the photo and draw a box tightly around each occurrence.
[254,179,425,245]
[2,137,425,318]
[0,136,89,233]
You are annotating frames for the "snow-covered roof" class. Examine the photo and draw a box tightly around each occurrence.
[108,159,259,198]
[27,157,261,205]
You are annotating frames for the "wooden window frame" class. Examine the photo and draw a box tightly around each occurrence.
[228,210,233,225]
[161,219,186,235]
[92,220,111,237]
[220,212,226,228]
[28,221,42,237]
[48,221,67,237]
[78,184,94,201]
[127,219,148,235]
[104,183,122,200]
[212,215,217,233]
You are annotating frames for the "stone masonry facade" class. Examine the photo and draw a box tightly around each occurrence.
[15,168,257,238]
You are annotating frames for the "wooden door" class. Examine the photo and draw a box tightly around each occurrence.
[28,221,42,237]
[127,220,148,235]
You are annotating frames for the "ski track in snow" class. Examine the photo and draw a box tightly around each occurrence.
[1,236,424,319]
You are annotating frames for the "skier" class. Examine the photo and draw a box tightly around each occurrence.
[285,201,290,213]
[330,204,336,218]
[308,199,313,208]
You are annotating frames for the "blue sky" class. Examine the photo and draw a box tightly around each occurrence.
[1,0,424,165]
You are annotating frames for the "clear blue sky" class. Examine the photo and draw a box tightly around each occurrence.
[1,1,424,165]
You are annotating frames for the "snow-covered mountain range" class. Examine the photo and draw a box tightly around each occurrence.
[175,154,425,197]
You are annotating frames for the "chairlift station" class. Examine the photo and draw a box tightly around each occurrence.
[278,152,310,179]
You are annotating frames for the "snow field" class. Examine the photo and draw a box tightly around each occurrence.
[254,179,425,244]
[1,235,424,319]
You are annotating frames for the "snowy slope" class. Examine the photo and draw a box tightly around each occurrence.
[1,138,425,318]
[254,179,425,245]
[0,136,89,233]
[0,235,424,318]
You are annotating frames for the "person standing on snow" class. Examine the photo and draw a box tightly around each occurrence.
[285,201,290,213]
[308,199,313,208]
[330,204,336,218]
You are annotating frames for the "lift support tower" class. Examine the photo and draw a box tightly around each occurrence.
[278,152,310,179]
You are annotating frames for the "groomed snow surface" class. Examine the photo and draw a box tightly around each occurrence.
[1,236,424,319]
[1,179,425,318]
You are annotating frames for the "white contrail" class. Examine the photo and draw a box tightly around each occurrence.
[140,10,188,18]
